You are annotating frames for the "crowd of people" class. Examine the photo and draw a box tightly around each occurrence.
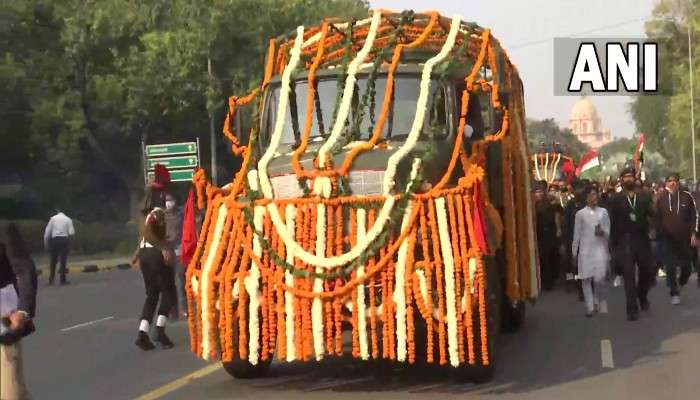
[535,167,700,320]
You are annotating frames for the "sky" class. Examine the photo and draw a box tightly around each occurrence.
[369,0,659,139]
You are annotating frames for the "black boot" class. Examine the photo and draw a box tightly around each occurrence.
[135,331,155,351]
[155,326,174,349]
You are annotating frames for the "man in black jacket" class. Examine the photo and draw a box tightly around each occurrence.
[655,173,700,305]
[608,167,655,321]
[1,223,37,399]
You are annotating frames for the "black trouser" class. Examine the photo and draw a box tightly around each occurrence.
[614,238,654,314]
[138,247,176,323]
[662,238,692,296]
[538,239,560,290]
[49,236,69,283]
[167,241,187,316]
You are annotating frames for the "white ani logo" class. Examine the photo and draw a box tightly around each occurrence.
[568,42,658,92]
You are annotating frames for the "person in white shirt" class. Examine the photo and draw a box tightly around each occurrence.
[43,209,75,285]
[572,186,611,317]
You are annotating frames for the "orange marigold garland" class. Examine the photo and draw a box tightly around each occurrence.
[456,194,475,364]
[418,203,434,363]
[446,194,465,363]
[427,200,447,366]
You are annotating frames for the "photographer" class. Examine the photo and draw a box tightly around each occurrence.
[1,223,37,400]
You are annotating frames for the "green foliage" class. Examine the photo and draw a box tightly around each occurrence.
[1,0,369,224]
[11,219,137,256]
[630,0,700,178]
[526,118,589,161]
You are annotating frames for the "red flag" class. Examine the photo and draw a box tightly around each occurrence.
[180,188,197,268]
[561,158,576,184]
[634,133,645,171]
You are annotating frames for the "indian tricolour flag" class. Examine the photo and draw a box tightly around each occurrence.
[634,133,645,171]
[576,150,600,177]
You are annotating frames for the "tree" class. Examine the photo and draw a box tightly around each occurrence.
[1,0,369,221]
[630,0,700,178]
[526,118,589,161]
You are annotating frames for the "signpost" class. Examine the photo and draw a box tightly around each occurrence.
[143,139,200,185]
[146,155,198,170]
[147,169,195,183]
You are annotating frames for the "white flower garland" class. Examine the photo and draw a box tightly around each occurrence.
[200,202,229,360]
[284,204,297,362]
[543,153,549,182]
[258,26,305,200]
[549,153,561,183]
[355,208,369,360]
[435,197,459,367]
[254,13,388,269]
[191,276,199,296]
[246,204,265,365]
[382,14,462,195]
[393,197,413,362]
[532,155,542,180]
[266,196,395,268]
[318,10,382,168]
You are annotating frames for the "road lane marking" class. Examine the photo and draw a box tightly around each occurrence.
[134,363,220,400]
[601,339,614,368]
[60,316,114,332]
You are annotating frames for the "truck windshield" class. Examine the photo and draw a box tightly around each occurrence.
[265,76,440,146]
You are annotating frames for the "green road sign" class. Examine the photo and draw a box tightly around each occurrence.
[147,155,198,170]
[146,142,197,157]
[147,169,195,183]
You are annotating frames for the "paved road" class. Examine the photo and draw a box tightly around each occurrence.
[21,269,700,400]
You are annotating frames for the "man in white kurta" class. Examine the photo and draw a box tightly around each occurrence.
[572,188,611,317]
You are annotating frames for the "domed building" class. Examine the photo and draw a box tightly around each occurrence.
[569,96,611,150]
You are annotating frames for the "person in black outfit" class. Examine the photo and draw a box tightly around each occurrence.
[132,208,176,350]
[607,167,655,321]
[534,180,562,290]
[654,173,699,304]
[0,223,37,399]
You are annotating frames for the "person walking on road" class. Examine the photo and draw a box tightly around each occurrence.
[654,173,699,305]
[132,208,176,351]
[608,167,656,321]
[572,186,611,317]
[562,179,587,296]
[164,194,186,319]
[1,223,38,400]
[43,208,75,285]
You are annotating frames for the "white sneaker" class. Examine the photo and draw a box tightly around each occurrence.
[671,295,681,305]
[613,276,623,287]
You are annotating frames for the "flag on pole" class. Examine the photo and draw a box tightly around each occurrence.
[634,133,645,173]
[576,150,600,177]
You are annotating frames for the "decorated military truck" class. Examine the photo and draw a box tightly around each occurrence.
[186,10,539,382]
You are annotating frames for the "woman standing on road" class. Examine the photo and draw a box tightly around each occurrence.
[132,208,176,351]
[572,186,611,317]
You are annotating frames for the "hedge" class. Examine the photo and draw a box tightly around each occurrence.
[5,219,138,256]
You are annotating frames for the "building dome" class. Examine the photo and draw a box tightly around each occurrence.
[570,96,598,121]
